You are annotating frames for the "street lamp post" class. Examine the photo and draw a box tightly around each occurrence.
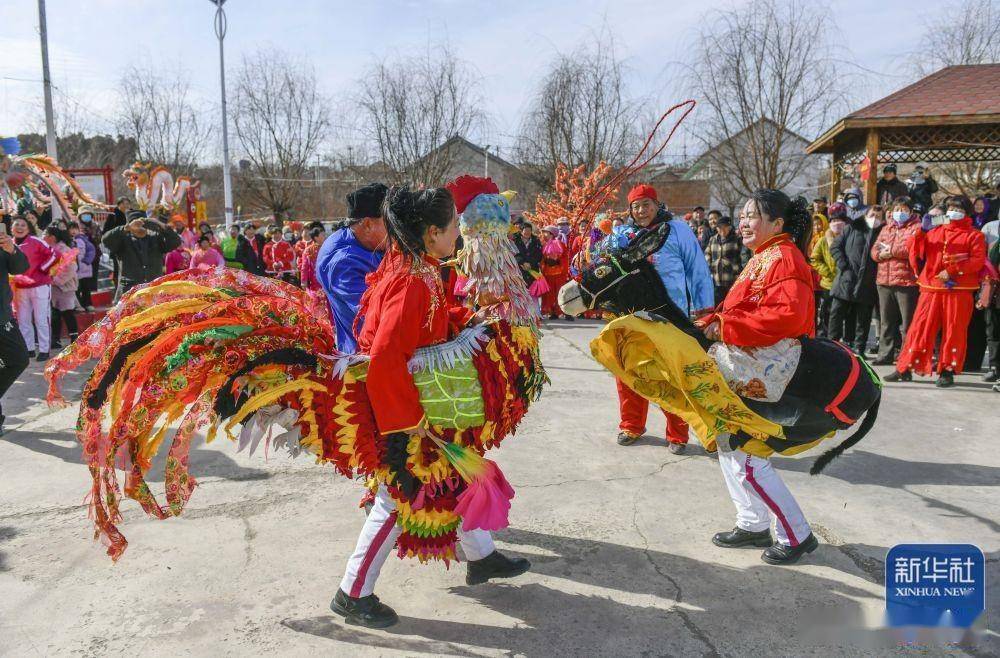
[37,0,61,220]
[211,0,234,229]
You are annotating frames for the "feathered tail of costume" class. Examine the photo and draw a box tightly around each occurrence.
[45,268,547,562]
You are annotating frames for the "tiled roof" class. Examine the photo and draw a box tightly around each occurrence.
[847,64,1000,120]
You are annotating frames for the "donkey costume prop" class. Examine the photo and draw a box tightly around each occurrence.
[559,222,882,474]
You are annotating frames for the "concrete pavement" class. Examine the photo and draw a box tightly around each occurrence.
[0,319,997,657]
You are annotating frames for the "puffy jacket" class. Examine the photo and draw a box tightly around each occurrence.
[875,178,910,207]
[871,216,920,287]
[262,239,296,273]
[12,235,56,288]
[909,216,986,291]
[101,222,181,284]
[810,235,837,290]
[75,233,96,279]
[830,216,879,305]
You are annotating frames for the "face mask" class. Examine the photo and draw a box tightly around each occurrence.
[865,216,877,229]
[892,211,909,223]
[846,198,859,209]
[946,210,964,221]
[80,214,93,223]
[829,221,845,235]
[912,175,925,184]
[930,214,947,226]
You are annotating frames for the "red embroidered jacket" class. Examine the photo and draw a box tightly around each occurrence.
[262,240,295,273]
[358,251,473,433]
[713,233,816,347]
[908,217,986,291]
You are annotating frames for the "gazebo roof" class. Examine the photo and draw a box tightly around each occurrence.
[807,64,1000,154]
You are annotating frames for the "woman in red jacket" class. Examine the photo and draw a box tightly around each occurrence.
[887,195,987,387]
[699,189,819,565]
[333,186,529,628]
[10,217,56,361]
[871,196,922,365]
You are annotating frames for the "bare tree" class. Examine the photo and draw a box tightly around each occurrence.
[912,0,999,196]
[357,48,486,186]
[516,34,644,188]
[115,66,212,174]
[686,0,845,201]
[232,49,331,216]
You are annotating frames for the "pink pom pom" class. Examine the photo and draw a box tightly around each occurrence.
[454,460,515,532]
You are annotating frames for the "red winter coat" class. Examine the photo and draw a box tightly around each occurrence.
[263,240,296,273]
[908,217,986,291]
[871,216,920,287]
[12,235,56,288]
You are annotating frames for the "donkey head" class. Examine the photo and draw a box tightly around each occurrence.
[558,222,692,331]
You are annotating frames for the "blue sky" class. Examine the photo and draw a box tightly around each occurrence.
[1,0,926,161]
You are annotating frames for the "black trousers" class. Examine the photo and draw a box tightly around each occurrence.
[829,297,874,353]
[876,285,919,361]
[0,319,30,420]
[714,284,732,306]
[51,308,79,344]
[965,307,988,371]
[984,305,1000,373]
[815,290,832,337]
[77,275,95,308]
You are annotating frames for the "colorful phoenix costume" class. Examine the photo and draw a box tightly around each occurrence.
[46,256,546,562]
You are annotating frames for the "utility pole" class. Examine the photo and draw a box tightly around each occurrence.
[483,144,491,178]
[37,0,61,220]
[211,0,234,229]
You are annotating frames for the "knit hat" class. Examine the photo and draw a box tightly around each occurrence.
[346,183,388,220]
[627,184,658,205]
[827,202,848,220]
[126,210,147,222]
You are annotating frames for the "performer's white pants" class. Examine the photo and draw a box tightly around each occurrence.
[339,485,495,598]
[717,439,811,547]
[15,285,51,353]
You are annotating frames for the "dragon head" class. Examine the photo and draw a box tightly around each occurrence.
[123,162,151,190]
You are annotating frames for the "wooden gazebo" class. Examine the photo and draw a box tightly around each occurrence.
[807,64,1000,202]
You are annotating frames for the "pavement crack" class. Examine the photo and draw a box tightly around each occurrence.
[241,517,257,567]
[630,498,721,657]
[811,524,885,584]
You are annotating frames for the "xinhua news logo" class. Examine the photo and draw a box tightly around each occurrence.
[886,544,985,629]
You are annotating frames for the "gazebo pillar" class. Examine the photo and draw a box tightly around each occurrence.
[864,129,880,205]
[830,149,842,201]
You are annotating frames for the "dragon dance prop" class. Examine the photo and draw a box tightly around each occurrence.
[0,137,111,221]
[45,267,547,562]
[122,161,201,214]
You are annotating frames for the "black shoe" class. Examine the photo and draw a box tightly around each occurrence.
[871,356,894,366]
[617,431,641,446]
[36,352,49,362]
[712,527,773,548]
[330,589,398,628]
[562,315,575,322]
[935,371,954,388]
[28,350,36,359]
[761,533,819,565]
[983,369,999,383]
[466,550,531,586]
[49,341,62,350]
[667,441,687,455]
[883,370,911,382]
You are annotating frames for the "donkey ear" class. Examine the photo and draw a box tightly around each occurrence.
[621,222,670,265]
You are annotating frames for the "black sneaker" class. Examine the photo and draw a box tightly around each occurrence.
[28,350,36,359]
[667,441,687,455]
[466,550,531,586]
[935,371,954,388]
[982,369,999,383]
[883,370,911,382]
[761,533,819,565]
[617,431,641,446]
[871,356,894,366]
[330,589,398,628]
[712,527,773,548]
[36,352,49,362]
[50,341,62,350]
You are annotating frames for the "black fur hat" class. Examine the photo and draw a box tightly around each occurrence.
[346,183,388,220]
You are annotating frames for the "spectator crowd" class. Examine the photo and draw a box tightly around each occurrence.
[1,166,998,434]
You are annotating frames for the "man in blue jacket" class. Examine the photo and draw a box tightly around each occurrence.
[316,183,388,353]
[611,184,715,453]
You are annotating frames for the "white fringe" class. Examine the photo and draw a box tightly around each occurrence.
[407,324,490,374]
